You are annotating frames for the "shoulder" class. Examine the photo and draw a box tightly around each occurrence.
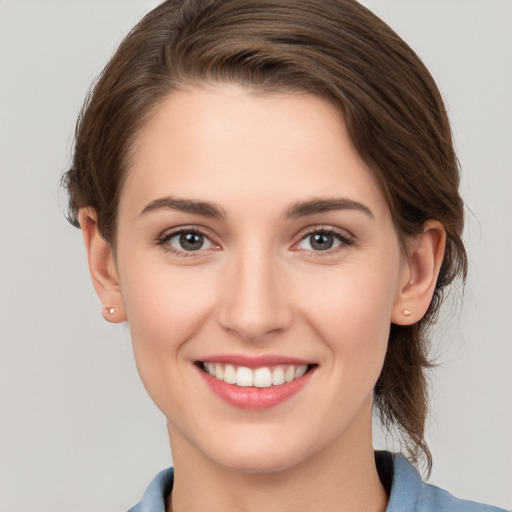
[127,467,174,512]
[383,452,507,512]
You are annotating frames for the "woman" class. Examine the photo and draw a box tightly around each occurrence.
[63,1,507,510]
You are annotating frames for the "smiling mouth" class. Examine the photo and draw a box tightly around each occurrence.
[197,361,316,388]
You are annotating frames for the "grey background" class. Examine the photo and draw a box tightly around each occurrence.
[0,0,511,510]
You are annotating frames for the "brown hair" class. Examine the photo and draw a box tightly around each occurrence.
[64,0,467,472]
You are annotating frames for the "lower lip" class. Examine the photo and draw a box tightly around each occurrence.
[197,366,314,410]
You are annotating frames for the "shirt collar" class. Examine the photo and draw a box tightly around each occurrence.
[128,452,426,512]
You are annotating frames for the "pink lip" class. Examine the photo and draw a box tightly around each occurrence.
[196,362,315,411]
[196,354,313,369]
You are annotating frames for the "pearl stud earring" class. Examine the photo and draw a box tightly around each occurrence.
[402,309,412,317]
[107,307,115,315]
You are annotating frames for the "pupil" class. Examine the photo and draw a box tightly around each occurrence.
[311,233,333,251]
[180,232,203,251]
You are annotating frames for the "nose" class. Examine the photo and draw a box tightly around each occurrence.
[217,248,293,343]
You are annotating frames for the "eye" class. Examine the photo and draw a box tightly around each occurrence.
[162,229,215,253]
[296,229,352,252]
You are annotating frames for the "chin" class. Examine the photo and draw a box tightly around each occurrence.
[204,430,312,475]
[217,450,302,475]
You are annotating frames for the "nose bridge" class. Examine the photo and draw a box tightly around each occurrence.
[218,243,292,342]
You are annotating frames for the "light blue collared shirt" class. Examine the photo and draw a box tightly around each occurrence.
[127,452,507,512]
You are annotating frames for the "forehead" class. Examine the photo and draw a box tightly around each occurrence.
[120,85,389,220]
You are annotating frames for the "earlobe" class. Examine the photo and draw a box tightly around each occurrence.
[392,220,446,326]
[78,208,126,323]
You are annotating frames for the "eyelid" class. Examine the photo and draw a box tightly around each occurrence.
[154,224,354,257]
[291,225,355,253]
[156,225,220,256]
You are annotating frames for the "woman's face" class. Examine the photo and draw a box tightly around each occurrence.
[114,85,411,473]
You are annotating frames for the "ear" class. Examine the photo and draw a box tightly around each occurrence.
[78,208,126,323]
[391,220,446,325]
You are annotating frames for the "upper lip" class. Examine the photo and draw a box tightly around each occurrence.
[196,354,315,368]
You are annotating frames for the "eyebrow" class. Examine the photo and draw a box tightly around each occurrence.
[285,198,374,219]
[139,195,373,220]
[140,196,226,219]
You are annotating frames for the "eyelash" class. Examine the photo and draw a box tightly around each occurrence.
[294,227,354,256]
[156,226,216,257]
[156,226,354,257]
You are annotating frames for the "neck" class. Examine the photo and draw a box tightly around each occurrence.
[167,407,388,512]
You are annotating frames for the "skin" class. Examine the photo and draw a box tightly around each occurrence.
[80,85,445,512]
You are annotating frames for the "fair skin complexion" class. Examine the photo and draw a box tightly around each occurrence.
[80,85,445,512]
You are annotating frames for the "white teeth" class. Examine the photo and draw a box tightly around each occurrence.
[271,366,285,385]
[284,366,295,383]
[214,363,224,380]
[203,362,310,388]
[295,365,307,378]
[224,364,237,384]
[254,367,272,388]
[236,366,254,387]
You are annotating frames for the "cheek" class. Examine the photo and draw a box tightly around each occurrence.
[118,258,219,399]
[120,250,217,337]
[125,281,188,346]
[295,258,399,374]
